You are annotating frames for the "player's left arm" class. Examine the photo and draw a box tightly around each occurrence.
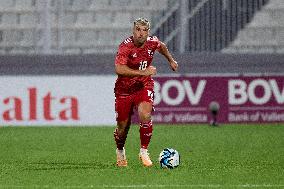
[157,41,178,72]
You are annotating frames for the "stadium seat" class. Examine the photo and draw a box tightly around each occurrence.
[233,27,277,46]
[149,0,168,10]
[82,46,116,54]
[0,0,14,8]
[248,11,277,27]
[63,47,81,54]
[0,0,169,54]
[114,29,130,44]
[9,48,28,54]
[97,30,114,46]
[270,10,284,26]
[19,29,35,47]
[60,13,76,26]
[71,0,92,10]
[132,10,152,20]
[110,0,130,7]
[225,0,284,53]
[113,12,132,27]
[265,0,284,9]
[61,29,76,46]
[94,11,113,27]
[15,0,35,10]
[76,30,98,46]
[0,48,6,54]
[90,0,110,9]
[130,0,149,7]
[62,0,73,9]
[221,47,238,53]
[275,45,284,53]
[275,28,284,45]
[76,12,95,25]
[20,13,38,26]
[2,30,23,45]
[0,13,18,25]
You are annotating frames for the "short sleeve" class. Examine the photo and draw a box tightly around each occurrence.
[152,36,161,50]
[115,45,129,65]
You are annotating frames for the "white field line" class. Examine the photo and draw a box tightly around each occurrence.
[1,184,284,188]
[101,184,284,188]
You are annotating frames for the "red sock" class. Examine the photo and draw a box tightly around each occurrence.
[139,120,153,149]
[114,128,127,150]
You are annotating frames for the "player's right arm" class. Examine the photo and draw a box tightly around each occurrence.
[115,64,156,77]
[115,43,156,77]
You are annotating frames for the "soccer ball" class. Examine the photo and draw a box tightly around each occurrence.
[159,148,180,169]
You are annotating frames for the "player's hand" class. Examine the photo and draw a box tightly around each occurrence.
[170,60,178,72]
[144,66,157,76]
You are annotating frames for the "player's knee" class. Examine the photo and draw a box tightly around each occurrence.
[139,112,151,122]
[117,119,127,129]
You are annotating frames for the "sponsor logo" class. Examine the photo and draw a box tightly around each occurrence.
[229,79,284,105]
[154,79,206,105]
[148,50,154,57]
[1,87,79,121]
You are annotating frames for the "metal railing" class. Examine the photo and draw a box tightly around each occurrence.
[153,0,270,53]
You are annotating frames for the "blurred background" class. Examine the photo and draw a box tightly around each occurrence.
[0,0,283,125]
[0,0,282,55]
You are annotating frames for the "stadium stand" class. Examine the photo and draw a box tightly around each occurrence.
[224,0,284,53]
[153,0,270,53]
[0,0,169,55]
[0,0,282,54]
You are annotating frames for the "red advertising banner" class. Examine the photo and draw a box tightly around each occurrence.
[152,75,284,124]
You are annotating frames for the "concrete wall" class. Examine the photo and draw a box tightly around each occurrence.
[0,53,284,75]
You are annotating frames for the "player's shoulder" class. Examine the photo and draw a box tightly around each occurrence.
[117,36,133,54]
[146,36,161,49]
[119,36,134,47]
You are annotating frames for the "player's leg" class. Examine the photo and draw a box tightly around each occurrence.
[114,96,133,167]
[136,89,154,167]
[138,101,153,150]
[114,118,131,167]
[114,118,131,150]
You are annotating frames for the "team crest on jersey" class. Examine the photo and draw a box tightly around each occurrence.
[147,36,158,42]
[148,50,154,57]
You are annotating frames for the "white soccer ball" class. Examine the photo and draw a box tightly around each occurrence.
[159,148,180,169]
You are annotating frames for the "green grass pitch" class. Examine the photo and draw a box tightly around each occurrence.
[0,124,283,188]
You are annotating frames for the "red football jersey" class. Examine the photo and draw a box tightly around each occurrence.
[114,36,161,95]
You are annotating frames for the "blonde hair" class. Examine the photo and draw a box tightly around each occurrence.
[134,17,150,30]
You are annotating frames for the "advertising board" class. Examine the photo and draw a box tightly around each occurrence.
[153,75,284,124]
[1,75,283,126]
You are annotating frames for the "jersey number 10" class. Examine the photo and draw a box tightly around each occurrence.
[139,61,148,70]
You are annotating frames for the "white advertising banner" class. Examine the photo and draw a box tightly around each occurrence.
[0,76,116,126]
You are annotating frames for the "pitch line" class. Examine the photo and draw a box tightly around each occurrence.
[1,184,284,188]
[101,184,284,188]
